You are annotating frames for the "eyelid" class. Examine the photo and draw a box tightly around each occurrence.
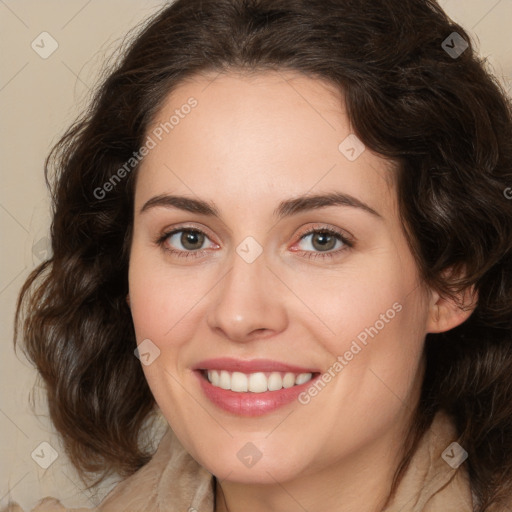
[156,222,355,260]
[293,223,355,246]
[154,223,219,258]
[287,224,354,261]
[157,222,219,245]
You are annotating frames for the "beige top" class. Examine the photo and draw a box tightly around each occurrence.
[2,412,477,512]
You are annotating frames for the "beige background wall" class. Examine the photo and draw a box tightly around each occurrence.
[1,0,511,509]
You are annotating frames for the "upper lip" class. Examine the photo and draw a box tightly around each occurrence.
[194,357,319,374]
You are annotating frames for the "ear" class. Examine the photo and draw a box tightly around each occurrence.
[426,284,478,333]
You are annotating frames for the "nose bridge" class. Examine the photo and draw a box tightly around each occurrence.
[207,239,287,341]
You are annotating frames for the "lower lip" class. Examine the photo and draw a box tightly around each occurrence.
[195,370,319,416]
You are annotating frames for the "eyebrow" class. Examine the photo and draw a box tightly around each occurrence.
[140,192,382,219]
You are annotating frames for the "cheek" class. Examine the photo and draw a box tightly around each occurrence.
[127,242,209,343]
[295,249,427,409]
[291,250,421,349]
[127,245,202,409]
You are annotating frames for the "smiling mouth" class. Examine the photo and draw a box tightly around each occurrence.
[201,369,317,393]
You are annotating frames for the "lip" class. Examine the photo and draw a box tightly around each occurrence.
[193,357,319,374]
[193,358,320,417]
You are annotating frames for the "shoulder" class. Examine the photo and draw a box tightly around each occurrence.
[96,426,214,511]
[0,497,94,512]
[1,426,213,512]
[385,411,474,512]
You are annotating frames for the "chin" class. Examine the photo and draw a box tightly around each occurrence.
[196,448,311,485]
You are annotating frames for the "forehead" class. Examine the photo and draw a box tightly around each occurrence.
[135,71,397,218]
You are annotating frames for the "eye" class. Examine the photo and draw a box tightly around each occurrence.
[293,226,353,260]
[156,224,354,261]
[156,227,218,258]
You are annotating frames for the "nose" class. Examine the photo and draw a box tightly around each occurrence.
[206,248,288,343]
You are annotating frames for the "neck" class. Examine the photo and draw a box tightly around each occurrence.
[214,407,414,512]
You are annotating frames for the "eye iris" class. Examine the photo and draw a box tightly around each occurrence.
[181,231,204,250]
[312,232,336,251]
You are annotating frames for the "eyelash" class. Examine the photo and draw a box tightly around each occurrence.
[155,225,354,261]
[294,226,354,260]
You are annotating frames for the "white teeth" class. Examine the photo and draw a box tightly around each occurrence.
[282,373,296,388]
[219,370,231,390]
[267,372,283,391]
[231,372,248,392]
[248,372,268,393]
[208,370,220,387]
[205,370,313,392]
[295,373,312,385]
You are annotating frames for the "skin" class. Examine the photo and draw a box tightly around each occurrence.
[128,71,474,512]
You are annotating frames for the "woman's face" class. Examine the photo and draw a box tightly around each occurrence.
[128,71,432,484]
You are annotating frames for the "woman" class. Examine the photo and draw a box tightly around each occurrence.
[5,0,512,510]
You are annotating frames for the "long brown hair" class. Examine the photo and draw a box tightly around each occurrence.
[15,0,512,509]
